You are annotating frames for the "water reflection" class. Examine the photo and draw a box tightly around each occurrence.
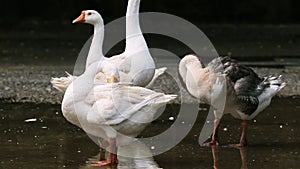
[0,98,299,169]
[82,140,161,169]
[211,146,248,169]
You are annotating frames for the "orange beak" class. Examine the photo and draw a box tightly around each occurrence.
[72,11,85,23]
[107,76,119,83]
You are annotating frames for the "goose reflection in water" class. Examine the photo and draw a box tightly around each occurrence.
[81,140,161,169]
[211,146,248,169]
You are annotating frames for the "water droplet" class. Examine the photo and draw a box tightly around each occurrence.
[253,119,257,123]
[24,118,37,123]
[223,128,228,131]
[168,117,174,121]
[150,146,155,150]
[279,125,283,129]
[199,107,208,111]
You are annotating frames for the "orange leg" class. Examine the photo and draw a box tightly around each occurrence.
[203,118,220,146]
[98,138,108,161]
[91,138,118,166]
[235,120,248,147]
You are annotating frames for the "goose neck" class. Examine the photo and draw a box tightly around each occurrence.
[126,0,141,16]
[85,23,104,68]
[126,0,142,36]
[74,63,100,98]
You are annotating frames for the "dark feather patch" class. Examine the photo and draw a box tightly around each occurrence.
[208,56,264,96]
[206,56,266,115]
[236,95,259,115]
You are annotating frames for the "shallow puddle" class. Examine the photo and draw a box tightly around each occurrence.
[0,97,299,169]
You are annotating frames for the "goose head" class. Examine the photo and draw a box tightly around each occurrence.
[103,62,120,83]
[94,61,120,84]
[73,10,103,25]
[179,54,202,83]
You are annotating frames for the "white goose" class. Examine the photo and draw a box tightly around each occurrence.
[113,0,156,86]
[73,0,157,87]
[51,5,164,164]
[62,60,176,166]
[179,54,286,147]
[51,0,165,165]
[52,0,165,90]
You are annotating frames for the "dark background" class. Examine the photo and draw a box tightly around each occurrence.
[1,0,300,28]
[0,0,300,65]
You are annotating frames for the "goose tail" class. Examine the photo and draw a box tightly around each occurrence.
[142,93,177,106]
[260,75,286,97]
[51,72,77,93]
[263,75,286,88]
[145,67,167,88]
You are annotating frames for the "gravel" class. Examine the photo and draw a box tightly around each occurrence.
[0,64,298,104]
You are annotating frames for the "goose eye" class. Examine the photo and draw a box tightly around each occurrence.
[87,12,92,16]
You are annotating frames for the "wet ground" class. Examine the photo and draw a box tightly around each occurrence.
[1,97,299,169]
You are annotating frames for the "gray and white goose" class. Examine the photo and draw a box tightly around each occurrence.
[179,54,286,147]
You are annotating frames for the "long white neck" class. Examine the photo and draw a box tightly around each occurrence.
[126,0,140,17]
[74,62,100,100]
[86,22,105,69]
[125,0,148,54]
